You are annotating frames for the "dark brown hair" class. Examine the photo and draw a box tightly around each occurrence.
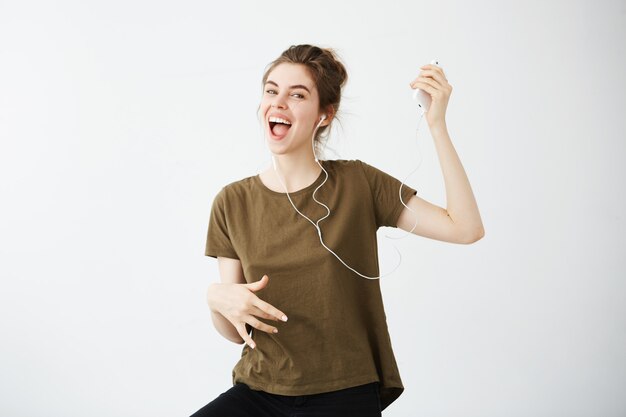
[262,44,348,153]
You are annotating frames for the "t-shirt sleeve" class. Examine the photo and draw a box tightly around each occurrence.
[205,187,239,259]
[357,159,418,229]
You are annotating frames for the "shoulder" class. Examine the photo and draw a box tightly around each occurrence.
[323,158,381,171]
[324,158,388,181]
[321,158,364,173]
[320,159,388,187]
[214,175,257,205]
[222,171,260,193]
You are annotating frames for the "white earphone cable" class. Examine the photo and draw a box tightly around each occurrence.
[266,111,423,280]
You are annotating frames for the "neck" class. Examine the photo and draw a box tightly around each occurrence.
[274,155,321,180]
[267,151,323,192]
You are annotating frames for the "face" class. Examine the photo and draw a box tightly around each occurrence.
[259,63,329,157]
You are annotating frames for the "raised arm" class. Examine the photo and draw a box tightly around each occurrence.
[401,63,484,243]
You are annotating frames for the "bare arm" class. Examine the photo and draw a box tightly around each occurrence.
[207,257,246,344]
[402,64,485,243]
[207,257,288,349]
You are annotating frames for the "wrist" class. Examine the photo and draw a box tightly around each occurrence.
[429,121,448,136]
[206,283,220,312]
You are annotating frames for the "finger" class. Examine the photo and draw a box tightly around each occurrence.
[410,74,438,89]
[421,69,448,85]
[421,64,447,79]
[251,305,282,322]
[253,298,288,322]
[413,81,437,97]
[411,72,445,89]
[247,316,279,335]
[245,275,269,292]
[411,77,440,92]
[412,62,448,84]
[235,323,256,349]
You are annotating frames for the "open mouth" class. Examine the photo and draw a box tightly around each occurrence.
[269,120,292,138]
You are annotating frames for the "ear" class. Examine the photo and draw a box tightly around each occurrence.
[320,106,335,127]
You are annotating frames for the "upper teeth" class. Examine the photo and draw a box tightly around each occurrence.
[269,116,291,125]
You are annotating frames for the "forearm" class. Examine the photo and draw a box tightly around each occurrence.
[210,309,245,344]
[430,123,485,240]
[207,283,245,344]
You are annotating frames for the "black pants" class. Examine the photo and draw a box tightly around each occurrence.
[189,382,382,417]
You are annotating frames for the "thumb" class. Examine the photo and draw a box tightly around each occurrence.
[245,274,269,292]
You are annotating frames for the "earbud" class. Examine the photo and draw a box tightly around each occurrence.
[320,115,327,121]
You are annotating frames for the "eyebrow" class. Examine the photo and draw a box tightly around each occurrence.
[265,80,311,94]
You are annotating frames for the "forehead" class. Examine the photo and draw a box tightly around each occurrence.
[266,63,316,91]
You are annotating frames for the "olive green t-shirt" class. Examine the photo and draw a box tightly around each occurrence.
[205,159,417,410]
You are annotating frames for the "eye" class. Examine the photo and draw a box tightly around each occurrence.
[265,89,277,95]
[292,93,305,99]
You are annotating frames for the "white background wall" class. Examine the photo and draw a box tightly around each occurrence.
[1,0,624,416]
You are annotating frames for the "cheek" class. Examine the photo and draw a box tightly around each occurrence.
[258,100,271,116]
[292,103,316,120]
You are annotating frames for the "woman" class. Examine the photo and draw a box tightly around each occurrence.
[192,44,484,417]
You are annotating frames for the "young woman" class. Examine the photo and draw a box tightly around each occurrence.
[192,44,484,417]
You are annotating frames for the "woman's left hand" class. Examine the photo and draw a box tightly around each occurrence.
[410,64,453,130]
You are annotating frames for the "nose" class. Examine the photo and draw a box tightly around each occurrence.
[270,93,288,109]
